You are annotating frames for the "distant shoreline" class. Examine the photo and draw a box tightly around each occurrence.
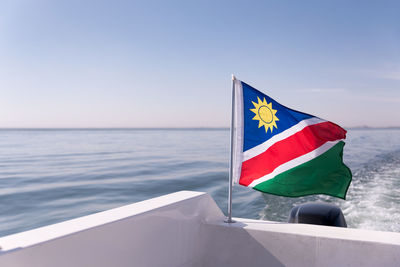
[346,126,400,130]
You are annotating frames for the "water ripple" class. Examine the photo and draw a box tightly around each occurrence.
[1,128,400,237]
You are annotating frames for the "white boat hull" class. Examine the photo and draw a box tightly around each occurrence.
[0,191,399,267]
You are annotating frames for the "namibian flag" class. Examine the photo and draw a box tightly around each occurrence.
[232,78,352,199]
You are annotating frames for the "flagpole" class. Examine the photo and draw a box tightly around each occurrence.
[225,74,236,224]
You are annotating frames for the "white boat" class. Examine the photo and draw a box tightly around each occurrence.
[0,191,399,267]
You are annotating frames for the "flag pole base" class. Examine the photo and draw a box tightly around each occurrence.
[224,217,236,224]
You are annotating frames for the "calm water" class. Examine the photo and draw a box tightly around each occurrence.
[0,128,400,237]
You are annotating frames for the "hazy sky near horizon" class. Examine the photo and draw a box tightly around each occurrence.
[1,0,399,128]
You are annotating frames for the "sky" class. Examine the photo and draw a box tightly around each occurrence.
[0,0,399,128]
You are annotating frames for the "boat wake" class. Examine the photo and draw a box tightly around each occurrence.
[259,149,400,232]
[342,149,400,231]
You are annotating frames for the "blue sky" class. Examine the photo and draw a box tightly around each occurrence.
[1,0,399,128]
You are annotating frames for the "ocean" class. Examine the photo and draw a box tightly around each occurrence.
[0,128,399,237]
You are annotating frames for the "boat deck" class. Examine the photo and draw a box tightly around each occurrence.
[1,191,400,267]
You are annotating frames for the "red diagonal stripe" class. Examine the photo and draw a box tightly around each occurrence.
[239,121,347,186]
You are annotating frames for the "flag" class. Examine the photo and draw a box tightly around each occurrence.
[232,78,352,199]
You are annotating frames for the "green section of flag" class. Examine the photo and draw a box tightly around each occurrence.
[253,141,352,199]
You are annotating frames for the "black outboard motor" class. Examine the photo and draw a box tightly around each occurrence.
[288,202,347,227]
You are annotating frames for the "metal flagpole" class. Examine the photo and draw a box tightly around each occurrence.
[225,74,236,223]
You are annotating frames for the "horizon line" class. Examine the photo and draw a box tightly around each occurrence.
[0,126,400,130]
[0,127,230,130]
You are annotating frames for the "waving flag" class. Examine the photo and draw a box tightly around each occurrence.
[232,78,352,199]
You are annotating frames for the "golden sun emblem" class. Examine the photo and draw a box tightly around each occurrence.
[250,97,279,133]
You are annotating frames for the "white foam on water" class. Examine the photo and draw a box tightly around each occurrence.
[341,161,400,232]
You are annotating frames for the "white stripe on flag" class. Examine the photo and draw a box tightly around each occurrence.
[248,140,341,188]
[243,117,326,162]
[232,79,244,184]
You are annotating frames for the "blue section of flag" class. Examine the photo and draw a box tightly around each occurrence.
[242,82,314,151]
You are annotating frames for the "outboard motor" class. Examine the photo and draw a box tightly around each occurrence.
[288,202,347,227]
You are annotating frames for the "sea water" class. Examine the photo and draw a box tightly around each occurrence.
[0,128,399,237]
